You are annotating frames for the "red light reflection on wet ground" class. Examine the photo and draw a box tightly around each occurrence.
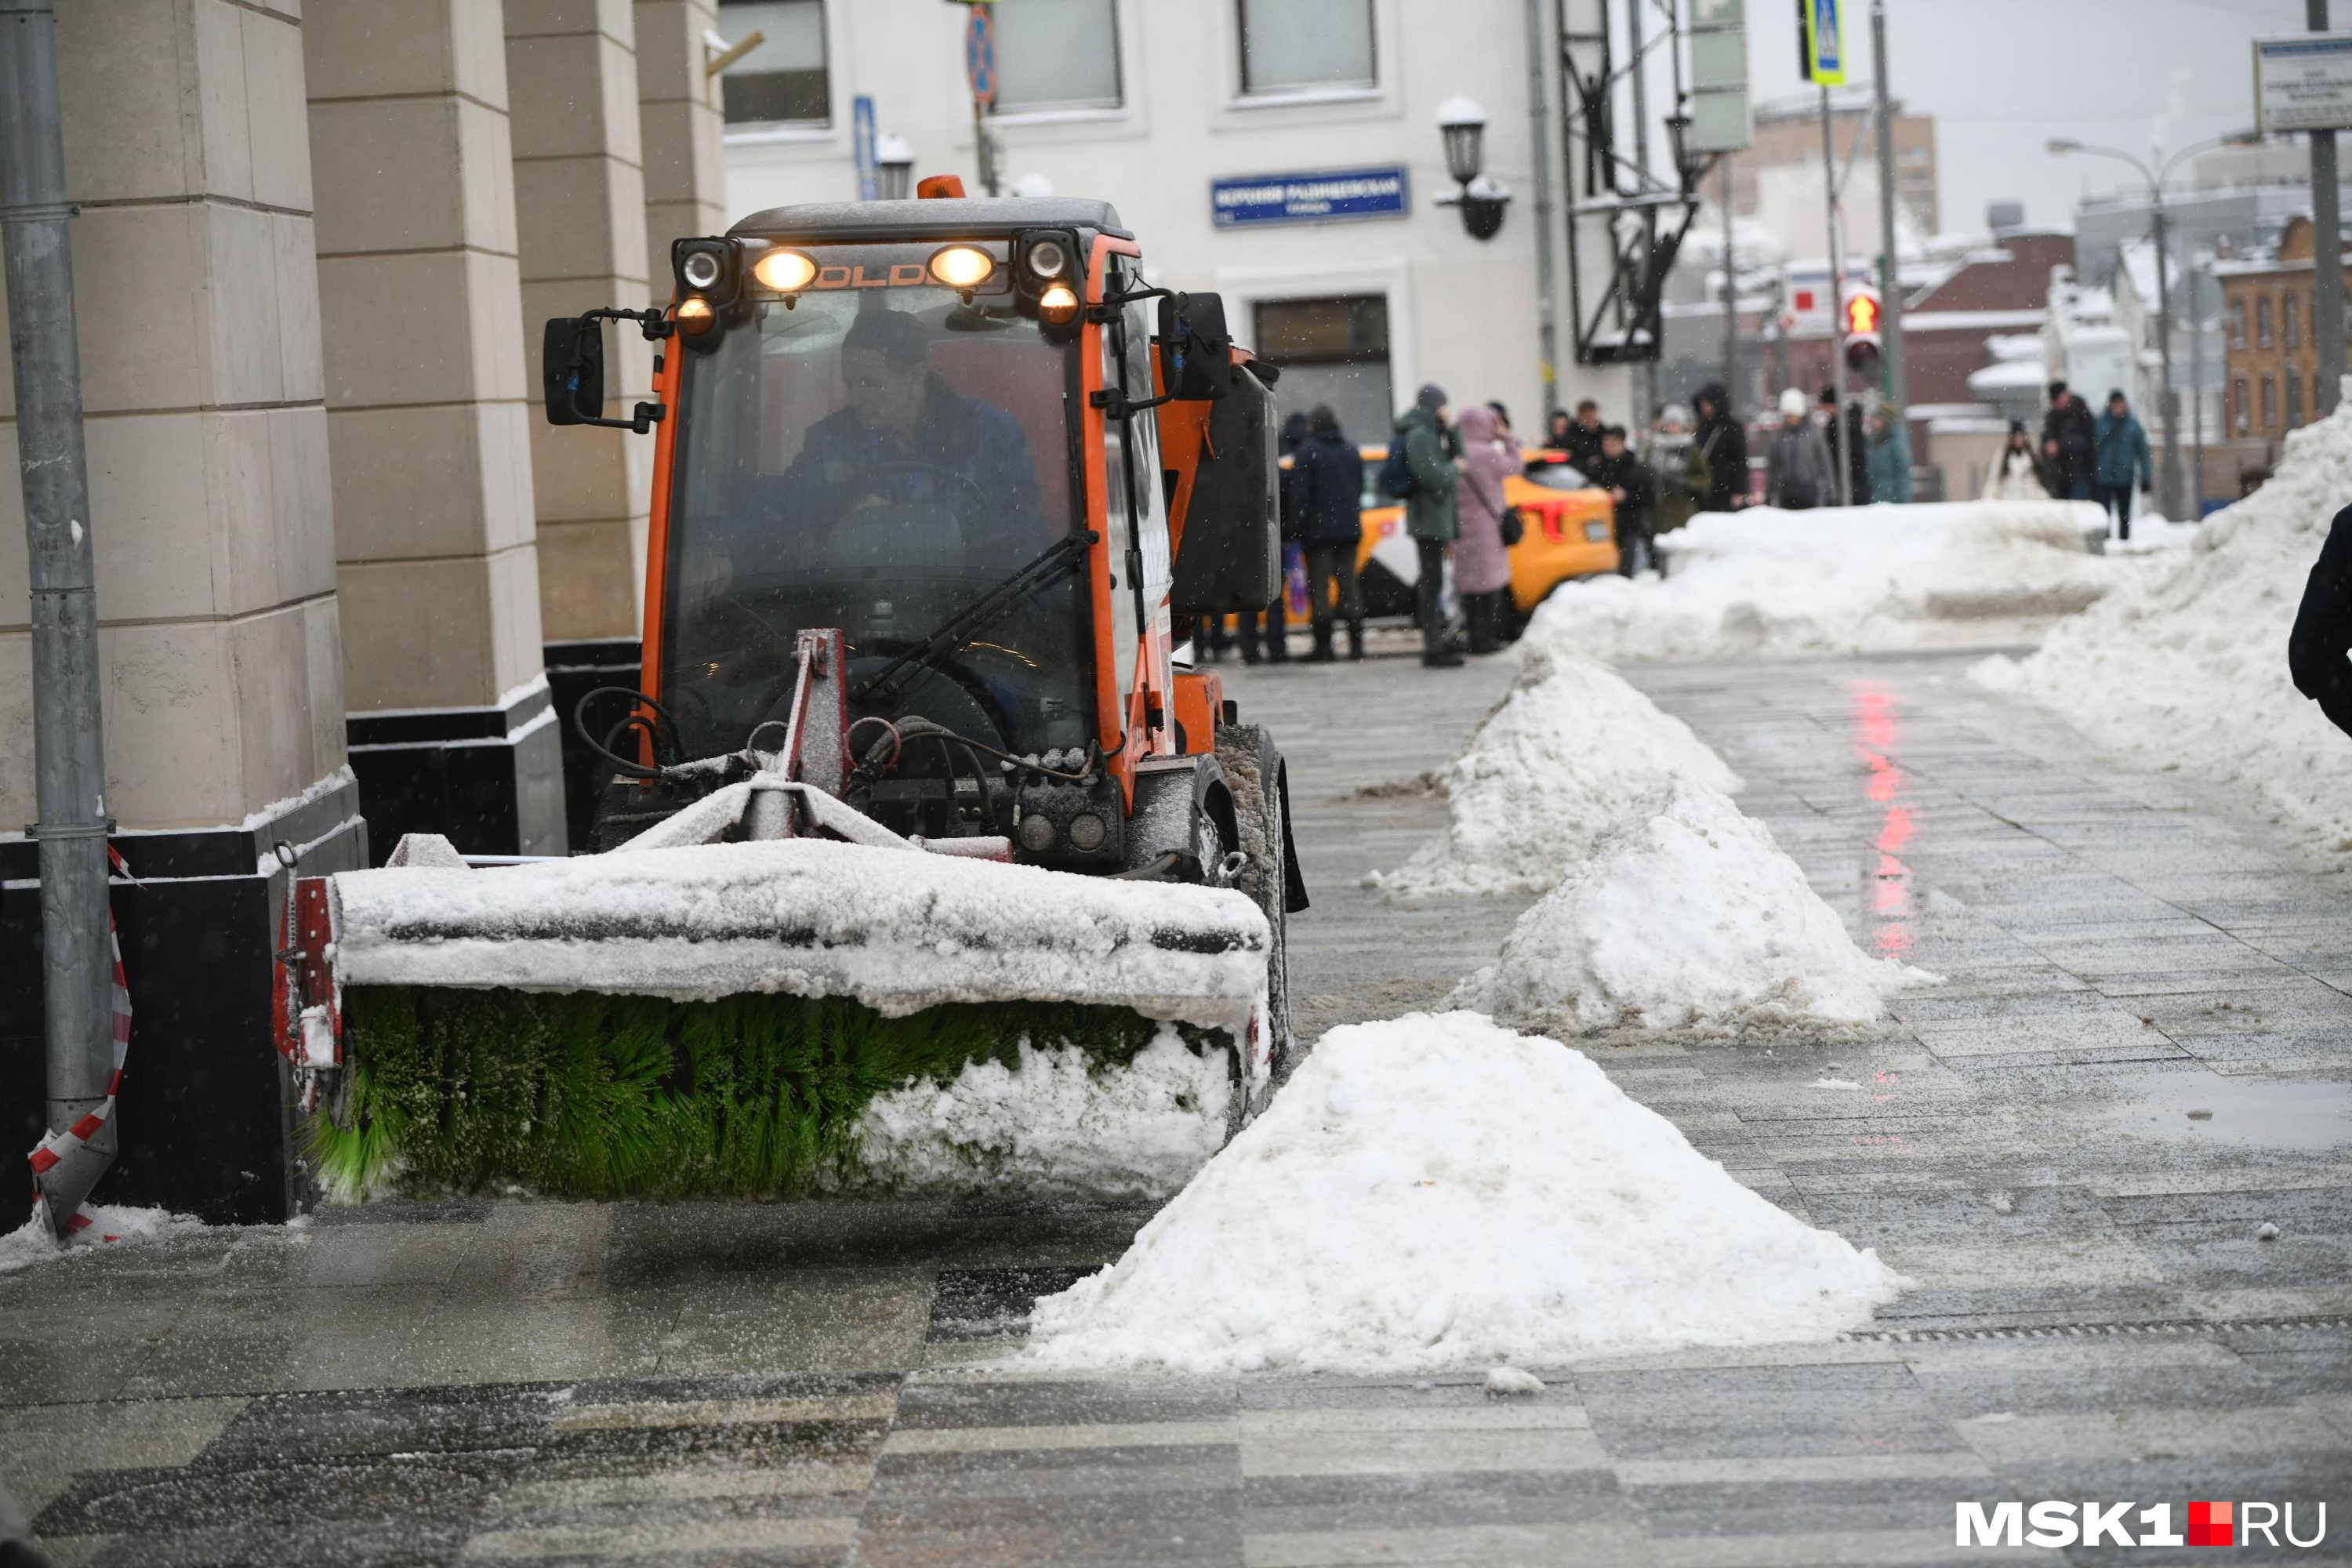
[1850,684,1912,960]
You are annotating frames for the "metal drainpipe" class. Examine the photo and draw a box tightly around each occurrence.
[2,0,116,1235]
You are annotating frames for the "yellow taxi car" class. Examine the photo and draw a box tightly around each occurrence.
[1344,445,1619,626]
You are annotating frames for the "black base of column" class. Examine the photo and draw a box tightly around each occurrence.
[346,680,568,863]
[545,637,642,855]
[0,774,368,1232]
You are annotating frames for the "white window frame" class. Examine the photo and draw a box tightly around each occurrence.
[720,0,850,151]
[1213,0,1400,125]
[987,0,1130,126]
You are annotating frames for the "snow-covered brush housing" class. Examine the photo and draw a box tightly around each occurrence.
[0,1206,205,1275]
[1454,782,1933,1037]
[1529,499,2136,663]
[1368,648,1740,900]
[1976,394,2352,858]
[1025,1012,1905,1374]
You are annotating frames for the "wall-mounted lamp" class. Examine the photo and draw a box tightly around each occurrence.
[1435,96,1512,241]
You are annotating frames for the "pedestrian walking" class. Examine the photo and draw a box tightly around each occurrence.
[1560,398,1606,471]
[2042,380,2096,502]
[2291,503,2352,739]
[1240,412,1305,663]
[1396,384,1464,667]
[1486,400,1512,435]
[1587,424,1660,575]
[1984,422,2052,499]
[1867,408,1912,505]
[1452,402,1519,651]
[1820,386,1871,506]
[1544,407,1574,449]
[1691,383,1748,513]
[1188,612,1231,663]
[1294,404,1367,662]
[1646,403,1700,535]
[2092,388,2153,540]
[1764,387,1838,510]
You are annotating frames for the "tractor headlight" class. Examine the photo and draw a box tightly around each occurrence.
[1067,812,1106,851]
[1037,281,1080,327]
[930,245,996,289]
[675,296,717,336]
[1025,238,1069,280]
[680,250,723,290]
[1018,814,1057,852]
[752,249,817,292]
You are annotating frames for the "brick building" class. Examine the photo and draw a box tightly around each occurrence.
[1724,89,1939,234]
[2216,215,2351,490]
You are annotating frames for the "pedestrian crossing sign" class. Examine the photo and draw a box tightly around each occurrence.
[1801,0,1846,85]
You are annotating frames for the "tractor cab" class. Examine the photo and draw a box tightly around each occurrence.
[542,196,1283,867]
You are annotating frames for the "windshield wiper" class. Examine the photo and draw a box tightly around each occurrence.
[854,531,1101,709]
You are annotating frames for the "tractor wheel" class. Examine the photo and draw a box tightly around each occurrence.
[1214,722,1294,1101]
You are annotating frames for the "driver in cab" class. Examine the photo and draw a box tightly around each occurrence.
[779,306,1047,560]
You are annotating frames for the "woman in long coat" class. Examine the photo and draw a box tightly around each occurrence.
[1452,403,1519,654]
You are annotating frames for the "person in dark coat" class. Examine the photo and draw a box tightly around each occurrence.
[2291,504,2352,739]
[1560,398,1606,472]
[2092,389,2154,540]
[1690,383,1748,513]
[1396,384,1464,666]
[1240,412,1307,663]
[1819,386,1871,506]
[1293,404,1368,661]
[1585,425,1660,577]
[2042,380,2096,502]
[1544,407,1574,449]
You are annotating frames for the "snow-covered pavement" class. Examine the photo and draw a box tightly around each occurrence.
[4,644,2348,1566]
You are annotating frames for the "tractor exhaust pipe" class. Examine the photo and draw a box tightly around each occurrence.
[2,0,118,1233]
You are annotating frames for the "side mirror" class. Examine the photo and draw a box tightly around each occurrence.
[543,317,605,426]
[1158,292,1232,401]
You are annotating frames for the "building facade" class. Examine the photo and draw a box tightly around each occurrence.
[2216,215,2351,492]
[1722,88,1937,236]
[715,0,1642,440]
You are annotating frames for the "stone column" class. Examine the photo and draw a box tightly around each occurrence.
[0,0,364,1230]
[306,0,566,858]
[635,0,728,295]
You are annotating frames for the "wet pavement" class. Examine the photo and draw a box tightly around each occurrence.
[4,641,2350,1566]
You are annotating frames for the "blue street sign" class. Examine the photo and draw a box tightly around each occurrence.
[965,7,996,105]
[853,94,877,201]
[1210,166,1410,228]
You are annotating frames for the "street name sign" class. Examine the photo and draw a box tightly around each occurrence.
[2256,32,2352,133]
[1210,167,1410,228]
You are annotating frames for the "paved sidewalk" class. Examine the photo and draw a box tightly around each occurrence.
[4,644,2348,1566]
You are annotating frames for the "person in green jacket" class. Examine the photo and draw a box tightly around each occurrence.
[1866,408,1912,504]
[2092,389,2153,542]
[1396,383,1463,667]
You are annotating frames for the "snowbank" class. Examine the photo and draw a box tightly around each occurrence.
[1976,399,2352,858]
[1369,648,1741,900]
[0,1205,205,1275]
[1455,782,1931,1036]
[1528,499,2129,662]
[1025,1012,1904,1373]
[328,837,1272,1033]
[846,1028,1230,1200]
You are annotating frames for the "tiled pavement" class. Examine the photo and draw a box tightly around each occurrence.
[5,643,2350,1565]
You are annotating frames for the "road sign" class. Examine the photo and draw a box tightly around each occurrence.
[1210,167,1410,228]
[853,94,877,201]
[2256,33,2352,133]
[1801,0,1845,85]
[965,5,996,106]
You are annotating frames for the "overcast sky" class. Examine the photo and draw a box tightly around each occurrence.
[1726,0,2321,232]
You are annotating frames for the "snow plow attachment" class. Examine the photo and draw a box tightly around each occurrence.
[277,837,1272,1204]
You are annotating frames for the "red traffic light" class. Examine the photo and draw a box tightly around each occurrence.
[1845,291,1881,336]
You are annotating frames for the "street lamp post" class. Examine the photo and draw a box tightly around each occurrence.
[2049,132,2258,521]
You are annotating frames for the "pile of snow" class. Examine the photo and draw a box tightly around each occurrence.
[1529,499,2134,663]
[845,1029,1230,1200]
[328,837,1272,1033]
[1368,648,1741,900]
[0,1205,205,1274]
[1976,399,2352,857]
[1454,782,1932,1036]
[1025,1012,1904,1374]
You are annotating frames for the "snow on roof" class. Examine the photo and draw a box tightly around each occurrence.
[1904,308,2049,334]
[1970,358,2053,391]
[1985,333,2045,361]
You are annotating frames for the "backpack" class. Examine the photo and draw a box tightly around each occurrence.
[1378,434,1417,499]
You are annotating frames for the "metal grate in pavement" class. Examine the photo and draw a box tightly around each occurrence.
[1846,1314,2352,1343]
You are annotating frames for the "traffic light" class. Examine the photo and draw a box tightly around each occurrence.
[1843,288,1882,377]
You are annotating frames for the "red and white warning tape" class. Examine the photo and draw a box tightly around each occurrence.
[25,846,132,1236]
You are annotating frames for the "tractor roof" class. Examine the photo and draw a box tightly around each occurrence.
[728,197,1131,245]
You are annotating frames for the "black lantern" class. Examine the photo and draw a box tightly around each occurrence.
[1436,95,1510,241]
